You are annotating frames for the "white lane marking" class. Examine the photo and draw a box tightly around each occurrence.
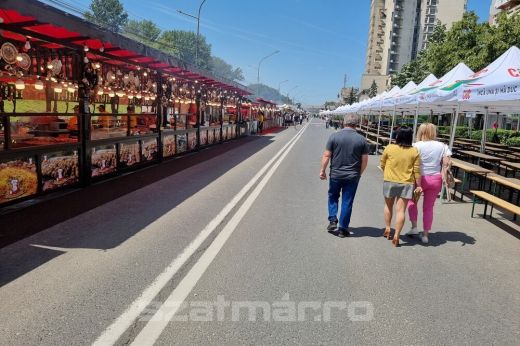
[130,120,308,346]
[92,122,310,346]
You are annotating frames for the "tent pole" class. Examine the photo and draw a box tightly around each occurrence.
[481,106,489,153]
[376,105,382,155]
[389,104,397,142]
[449,103,460,151]
[412,103,420,143]
[365,109,370,138]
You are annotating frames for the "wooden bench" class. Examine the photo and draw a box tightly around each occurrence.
[470,190,520,221]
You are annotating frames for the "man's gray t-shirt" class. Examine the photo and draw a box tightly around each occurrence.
[325,128,369,180]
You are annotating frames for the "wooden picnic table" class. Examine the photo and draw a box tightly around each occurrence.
[500,161,520,177]
[485,142,509,149]
[485,173,520,207]
[486,173,520,191]
[451,158,494,174]
[458,151,502,170]
[451,158,493,199]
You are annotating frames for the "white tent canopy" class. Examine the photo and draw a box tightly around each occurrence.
[456,45,520,109]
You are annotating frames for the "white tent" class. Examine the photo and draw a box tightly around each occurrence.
[394,74,439,140]
[456,46,520,107]
[453,46,520,151]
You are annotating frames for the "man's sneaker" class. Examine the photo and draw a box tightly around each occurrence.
[327,221,338,231]
[421,233,429,244]
[337,228,349,238]
[405,227,419,236]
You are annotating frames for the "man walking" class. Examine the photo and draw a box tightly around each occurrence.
[319,114,369,238]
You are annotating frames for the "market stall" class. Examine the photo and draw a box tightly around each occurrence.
[0,0,252,207]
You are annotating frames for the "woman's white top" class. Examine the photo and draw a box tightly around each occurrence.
[413,140,452,176]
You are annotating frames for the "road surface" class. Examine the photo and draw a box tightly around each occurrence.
[1,119,519,345]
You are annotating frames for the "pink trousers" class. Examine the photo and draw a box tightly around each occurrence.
[408,174,442,232]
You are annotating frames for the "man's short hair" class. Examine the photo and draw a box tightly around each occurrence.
[343,113,359,127]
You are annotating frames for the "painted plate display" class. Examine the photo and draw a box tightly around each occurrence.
[50,59,62,76]
[1,42,18,64]
[16,53,31,70]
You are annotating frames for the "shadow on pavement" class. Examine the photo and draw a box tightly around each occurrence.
[483,215,520,240]
[0,136,276,287]
[401,231,477,247]
[326,227,383,239]
[348,227,384,238]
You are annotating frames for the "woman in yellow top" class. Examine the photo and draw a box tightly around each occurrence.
[380,127,422,247]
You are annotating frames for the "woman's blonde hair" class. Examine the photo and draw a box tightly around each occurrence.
[416,123,437,141]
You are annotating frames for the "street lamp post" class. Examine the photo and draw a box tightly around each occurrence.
[177,0,208,66]
[278,79,288,95]
[256,50,280,96]
[286,85,298,104]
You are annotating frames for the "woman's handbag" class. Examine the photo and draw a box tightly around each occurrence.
[412,187,422,203]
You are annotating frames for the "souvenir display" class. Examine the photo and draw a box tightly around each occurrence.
[141,138,157,161]
[16,53,31,70]
[41,151,79,191]
[162,134,175,157]
[120,141,140,167]
[0,157,37,204]
[91,146,117,177]
[50,58,62,76]
[1,42,17,64]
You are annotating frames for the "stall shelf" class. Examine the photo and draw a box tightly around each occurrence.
[0,0,252,208]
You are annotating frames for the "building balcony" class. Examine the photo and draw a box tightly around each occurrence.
[495,0,520,10]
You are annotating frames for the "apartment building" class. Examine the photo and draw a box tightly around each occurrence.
[360,0,467,93]
[489,0,520,25]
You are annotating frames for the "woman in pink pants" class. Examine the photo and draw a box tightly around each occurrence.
[407,123,451,243]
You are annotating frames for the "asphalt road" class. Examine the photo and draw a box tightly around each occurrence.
[0,119,519,346]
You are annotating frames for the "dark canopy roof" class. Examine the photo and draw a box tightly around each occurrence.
[0,0,251,95]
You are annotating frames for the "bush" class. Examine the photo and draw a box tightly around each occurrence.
[505,136,520,147]
[470,129,520,143]
[437,126,469,138]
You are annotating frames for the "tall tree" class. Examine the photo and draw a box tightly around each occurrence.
[346,88,358,105]
[84,0,128,33]
[368,80,378,97]
[211,57,244,82]
[125,19,161,43]
[158,30,212,69]
[248,83,287,103]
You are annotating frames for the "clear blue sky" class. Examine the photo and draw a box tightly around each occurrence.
[47,0,491,105]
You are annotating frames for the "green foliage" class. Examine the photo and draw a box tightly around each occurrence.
[392,52,429,87]
[248,83,289,103]
[437,126,470,138]
[158,30,212,69]
[505,136,520,147]
[391,12,520,86]
[323,101,338,110]
[125,19,161,42]
[84,0,128,33]
[470,129,520,143]
[345,88,358,105]
[211,57,244,82]
[368,80,378,98]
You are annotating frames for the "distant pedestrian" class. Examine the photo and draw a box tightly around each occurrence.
[293,114,299,129]
[380,127,421,247]
[406,123,451,244]
[320,113,369,238]
[284,113,292,128]
[325,116,330,128]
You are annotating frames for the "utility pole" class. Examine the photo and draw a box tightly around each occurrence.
[177,0,208,66]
